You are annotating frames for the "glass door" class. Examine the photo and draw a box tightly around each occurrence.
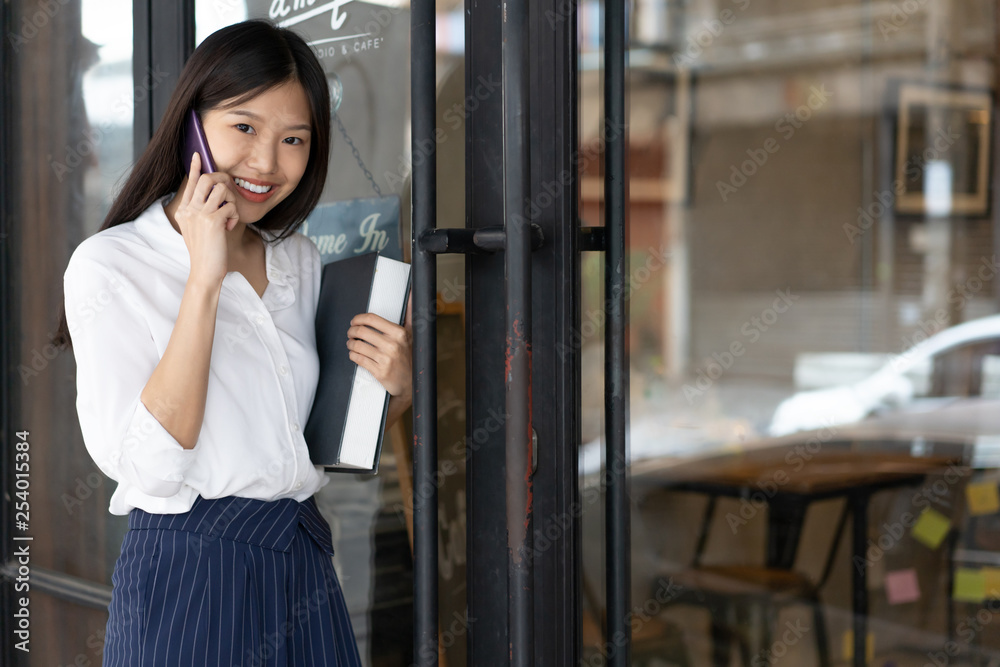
[193,2,446,665]
[579,1,1000,666]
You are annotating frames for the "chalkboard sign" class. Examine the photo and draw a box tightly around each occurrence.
[301,195,402,263]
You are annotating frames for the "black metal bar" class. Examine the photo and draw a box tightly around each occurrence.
[850,492,868,667]
[503,0,533,664]
[660,474,930,504]
[465,0,510,660]
[994,4,1000,309]
[0,564,112,610]
[132,0,151,154]
[579,226,607,252]
[945,528,959,645]
[477,228,510,254]
[604,0,630,662]
[818,500,852,588]
[132,0,195,156]
[766,500,808,569]
[692,496,717,568]
[411,0,438,663]
[419,225,545,255]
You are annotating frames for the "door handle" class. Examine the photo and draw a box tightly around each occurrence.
[602,1,631,666]
[411,2,543,664]
[410,1,439,665]
[502,0,534,664]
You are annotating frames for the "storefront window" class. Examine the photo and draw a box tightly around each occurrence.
[10,0,1000,664]
[6,0,135,664]
[580,0,1000,664]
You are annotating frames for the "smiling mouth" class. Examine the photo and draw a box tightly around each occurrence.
[234,177,273,194]
[233,177,277,203]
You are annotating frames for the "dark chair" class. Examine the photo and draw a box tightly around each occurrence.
[581,564,692,667]
[655,495,849,667]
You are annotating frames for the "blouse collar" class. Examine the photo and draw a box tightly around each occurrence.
[134,194,296,311]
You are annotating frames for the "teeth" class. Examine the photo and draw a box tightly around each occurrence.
[235,177,272,194]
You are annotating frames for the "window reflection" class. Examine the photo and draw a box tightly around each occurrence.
[8,0,135,664]
[81,0,134,231]
[581,0,1000,664]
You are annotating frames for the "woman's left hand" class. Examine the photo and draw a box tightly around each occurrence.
[346,294,413,405]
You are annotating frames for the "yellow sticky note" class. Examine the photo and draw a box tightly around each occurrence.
[912,508,951,549]
[840,630,875,661]
[966,481,1000,516]
[982,567,1000,600]
[953,568,986,603]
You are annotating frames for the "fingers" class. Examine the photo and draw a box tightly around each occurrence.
[204,181,226,209]
[350,312,389,333]
[176,155,237,236]
[179,152,201,208]
[347,339,390,367]
[221,201,239,231]
[181,152,234,212]
[350,312,410,339]
[347,329,403,365]
[193,177,232,210]
[348,344,409,397]
[348,349,389,387]
[347,311,413,398]
[347,320,408,352]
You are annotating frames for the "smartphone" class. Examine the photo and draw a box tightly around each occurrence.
[183,109,217,174]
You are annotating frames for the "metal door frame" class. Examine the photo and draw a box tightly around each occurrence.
[410,0,630,664]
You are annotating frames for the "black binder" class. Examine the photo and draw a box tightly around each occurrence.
[304,251,411,473]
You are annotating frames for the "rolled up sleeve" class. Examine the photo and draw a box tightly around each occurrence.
[64,254,199,497]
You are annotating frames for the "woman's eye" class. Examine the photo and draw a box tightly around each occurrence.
[283,137,304,145]
[235,123,255,134]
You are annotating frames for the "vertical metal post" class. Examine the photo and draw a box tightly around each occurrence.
[992,0,1000,309]
[850,493,868,667]
[503,0,534,665]
[604,0,630,665]
[411,0,438,664]
[132,0,195,156]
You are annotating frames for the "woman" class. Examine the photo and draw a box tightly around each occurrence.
[54,19,411,666]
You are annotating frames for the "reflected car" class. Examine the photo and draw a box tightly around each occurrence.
[769,314,1000,437]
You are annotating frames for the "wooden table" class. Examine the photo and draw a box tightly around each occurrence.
[632,443,966,667]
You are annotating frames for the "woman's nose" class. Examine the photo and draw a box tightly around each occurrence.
[247,141,279,174]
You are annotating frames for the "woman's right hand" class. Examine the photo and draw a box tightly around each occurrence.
[174,152,239,289]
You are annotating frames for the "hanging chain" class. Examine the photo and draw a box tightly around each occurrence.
[333,112,383,199]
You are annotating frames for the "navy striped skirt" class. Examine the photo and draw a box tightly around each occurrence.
[103,494,362,667]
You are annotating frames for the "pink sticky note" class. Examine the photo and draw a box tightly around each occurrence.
[885,568,921,604]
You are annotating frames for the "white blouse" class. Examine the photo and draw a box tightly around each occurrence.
[63,194,330,515]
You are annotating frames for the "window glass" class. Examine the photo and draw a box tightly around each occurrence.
[581,0,1000,663]
[8,0,134,663]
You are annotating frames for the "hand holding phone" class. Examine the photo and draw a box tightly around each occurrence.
[183,109,217,174]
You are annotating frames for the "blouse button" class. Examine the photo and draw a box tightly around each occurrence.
[254,314,265,326]
[292,423,300,432]
[294,481,303,490]
[279,365,288,376]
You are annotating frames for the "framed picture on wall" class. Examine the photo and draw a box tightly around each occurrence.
[894,82,992,217]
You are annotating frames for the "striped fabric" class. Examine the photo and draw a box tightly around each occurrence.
[103,494,362,667]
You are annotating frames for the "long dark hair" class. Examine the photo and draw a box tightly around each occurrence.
[54,19,331,350]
